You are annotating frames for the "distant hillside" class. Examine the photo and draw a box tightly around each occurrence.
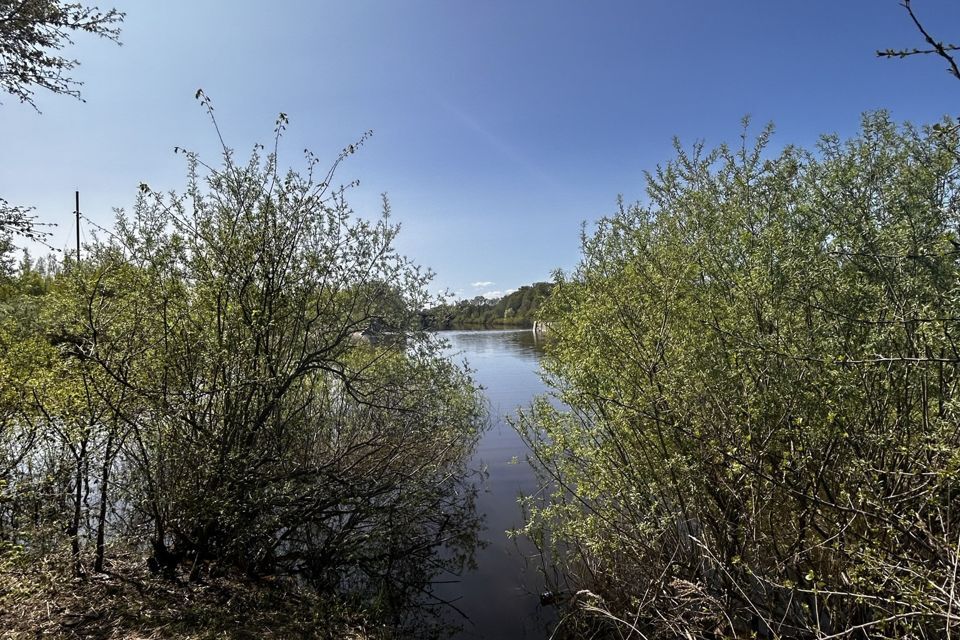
[423,282,553,329]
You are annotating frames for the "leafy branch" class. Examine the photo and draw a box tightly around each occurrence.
[0,1,124,110]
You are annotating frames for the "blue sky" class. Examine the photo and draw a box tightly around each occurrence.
[3,1,960,300]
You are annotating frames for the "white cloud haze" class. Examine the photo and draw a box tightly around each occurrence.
[480,288,517,300]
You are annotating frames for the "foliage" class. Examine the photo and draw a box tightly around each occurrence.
[0,197,52,245]
[0,0,122,240]
[0,107,484,635]
[424,282,553,328]
[519,113,960,638]
[0,0,123,110]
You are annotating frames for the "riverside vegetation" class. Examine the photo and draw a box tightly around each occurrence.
[3,3,960,637]
[518,113,960,639]
[5,111,960,639]
[0,107,485,638]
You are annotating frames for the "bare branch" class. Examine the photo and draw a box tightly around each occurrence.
[878,0,960,80]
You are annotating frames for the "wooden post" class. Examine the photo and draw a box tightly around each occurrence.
[75,191,81,262]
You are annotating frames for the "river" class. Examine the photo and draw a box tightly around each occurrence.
[434,328,557,639]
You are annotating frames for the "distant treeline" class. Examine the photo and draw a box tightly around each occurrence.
[424,282,552,329]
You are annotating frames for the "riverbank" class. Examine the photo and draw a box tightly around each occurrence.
[421,283,553,330]
[0,553,370,639]
[434,319,534,330]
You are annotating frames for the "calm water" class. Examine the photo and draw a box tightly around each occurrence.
[435,329,556,639]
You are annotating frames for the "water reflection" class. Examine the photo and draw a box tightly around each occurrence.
[434,329,556,639]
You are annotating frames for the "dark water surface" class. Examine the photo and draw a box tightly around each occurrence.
[435,329,556,639]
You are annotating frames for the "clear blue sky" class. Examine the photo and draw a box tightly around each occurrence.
[2,1,960,300]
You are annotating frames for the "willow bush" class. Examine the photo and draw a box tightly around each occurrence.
[520,112,960,639]
[0,106,483,634]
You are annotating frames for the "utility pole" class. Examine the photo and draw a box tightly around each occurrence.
[75,190,80,262]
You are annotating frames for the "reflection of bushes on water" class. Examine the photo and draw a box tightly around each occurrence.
[0,111,485,637]
[330,476,483,638]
